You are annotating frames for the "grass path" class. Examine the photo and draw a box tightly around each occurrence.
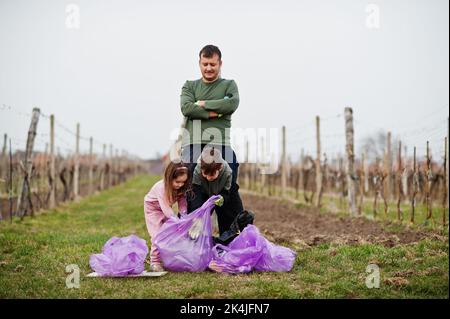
[0,175,448,298]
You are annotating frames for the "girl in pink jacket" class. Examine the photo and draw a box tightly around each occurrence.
[144,160,191,272]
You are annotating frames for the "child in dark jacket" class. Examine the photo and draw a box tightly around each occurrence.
[187,146,244,236]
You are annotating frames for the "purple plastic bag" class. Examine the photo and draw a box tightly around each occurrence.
[210,225,296,274]
[153,195,221,272]
[89,234,148,277]
[254,229,297,272]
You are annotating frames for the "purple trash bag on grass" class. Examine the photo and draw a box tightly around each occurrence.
[254,228,297,272]
[89,234,148,276]
[210,226,265,274]
[153,195,221,272]
[210,225,296,274]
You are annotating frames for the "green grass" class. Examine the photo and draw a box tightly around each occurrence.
[0,175,448,298]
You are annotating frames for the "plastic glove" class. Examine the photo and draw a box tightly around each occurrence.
[188,218,203,240]
[214,195,224,207]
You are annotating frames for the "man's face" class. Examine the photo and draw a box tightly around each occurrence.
[199,54,222,82]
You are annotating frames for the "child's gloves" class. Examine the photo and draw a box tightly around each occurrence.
[214,195,224,207]
[188,218,203,240]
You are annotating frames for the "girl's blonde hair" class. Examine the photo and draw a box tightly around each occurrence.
[163,159,192,204]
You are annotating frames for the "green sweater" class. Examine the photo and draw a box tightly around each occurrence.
[180,78,239,146]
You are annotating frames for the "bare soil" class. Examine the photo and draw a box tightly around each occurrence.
[242,192,443,248]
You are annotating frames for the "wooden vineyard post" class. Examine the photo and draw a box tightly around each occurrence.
[382,132,392,216]
[385,131,392,203]
[49,114,56,209]
[425,141,433,221]
[314,117,322,207]
[319,153,327,207]
[344,107,358,216]
[17,107,40,219]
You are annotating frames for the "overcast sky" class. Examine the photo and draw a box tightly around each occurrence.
[0,0,448,162]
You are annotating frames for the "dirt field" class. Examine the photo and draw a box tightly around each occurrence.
[241,191,442,248]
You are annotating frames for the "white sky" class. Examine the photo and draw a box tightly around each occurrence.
[0,0,448,162]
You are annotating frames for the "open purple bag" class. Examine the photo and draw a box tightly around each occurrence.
[89,234,149,277]
[153,195,221,272]
[210,225,297,274]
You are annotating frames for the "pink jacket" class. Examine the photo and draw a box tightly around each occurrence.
[144,180,187,237]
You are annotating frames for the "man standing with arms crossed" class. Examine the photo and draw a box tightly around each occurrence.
[180,44,242,213]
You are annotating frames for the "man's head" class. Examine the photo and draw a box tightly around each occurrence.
[199,45,222,82]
